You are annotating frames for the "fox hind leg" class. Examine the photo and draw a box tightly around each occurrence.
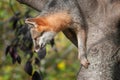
[74,23,90,68]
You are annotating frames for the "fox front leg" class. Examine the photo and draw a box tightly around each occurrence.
[74,24,90,68]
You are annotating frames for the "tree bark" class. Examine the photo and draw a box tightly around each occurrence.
[77,1,120,80]
[17,0,120,80]
[77,19,120,80]
[16,0,48,11]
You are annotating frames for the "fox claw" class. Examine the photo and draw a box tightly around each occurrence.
[80,58,90,68]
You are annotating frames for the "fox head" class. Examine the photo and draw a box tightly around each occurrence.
[25,17,56,52]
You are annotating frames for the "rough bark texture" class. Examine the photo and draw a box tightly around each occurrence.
[77,1,120,80]
[17,0,120,80]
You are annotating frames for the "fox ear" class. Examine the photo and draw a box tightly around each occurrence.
[25,18,37,27]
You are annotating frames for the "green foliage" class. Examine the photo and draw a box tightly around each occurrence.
[0,0,79,80]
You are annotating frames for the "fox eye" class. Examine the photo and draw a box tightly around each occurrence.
[33,31,45,40]
[34,37,37,41]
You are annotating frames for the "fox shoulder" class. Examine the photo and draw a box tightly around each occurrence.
[46,11,72,26]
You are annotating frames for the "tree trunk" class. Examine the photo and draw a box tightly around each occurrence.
[77,0,120,80]
[77,20,120,80]
[17,0,120,80]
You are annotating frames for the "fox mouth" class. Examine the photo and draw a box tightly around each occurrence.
[34,44,45,52]
[40,43,45,49]
[35,45,40,50]
[34,41,46,53]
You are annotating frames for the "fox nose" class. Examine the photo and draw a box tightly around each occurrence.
[25,18,30,23]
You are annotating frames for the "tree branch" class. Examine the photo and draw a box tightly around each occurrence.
[16,0,48,11]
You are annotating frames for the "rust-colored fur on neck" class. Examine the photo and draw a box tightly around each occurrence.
[27,11,72,32]
[45,11,72,32]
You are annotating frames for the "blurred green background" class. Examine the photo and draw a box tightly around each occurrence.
[0,0,79,80]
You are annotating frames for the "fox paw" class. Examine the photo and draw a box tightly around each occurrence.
[80,58,90,68]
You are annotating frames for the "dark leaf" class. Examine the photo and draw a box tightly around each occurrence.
[38,47,46,60]
[18,25,29,35]
[11,38,19,46]
[12,58,16,64]
[15,12,21,16]
[35,58,40,65]
[5,45,10,56]
[24,61,33,75]
[24,9,31,18]
[12,19,18,30]
[12,12,21,30]
[32,71,42,80]
[15,24,23,36]
[50,39,55,47]
[9,12,20,23]
[50,39,58,52]
[10,47,17,59]
[28,42,33,50]
[16,56,21,64]
[7,46,19,64]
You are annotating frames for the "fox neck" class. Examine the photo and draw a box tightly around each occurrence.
[45,11,72,33]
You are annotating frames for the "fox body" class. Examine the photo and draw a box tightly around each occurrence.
[25,11,72,51]
[25,11,89,67]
